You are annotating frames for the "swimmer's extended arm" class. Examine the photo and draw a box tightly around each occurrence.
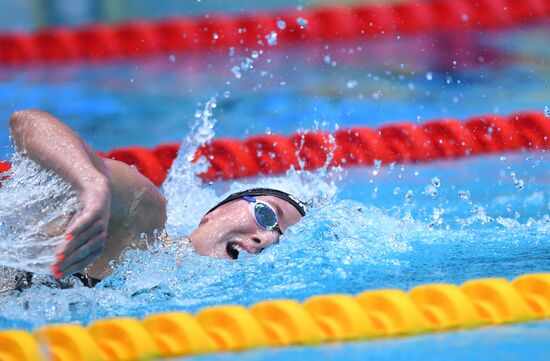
[9,110,166,279]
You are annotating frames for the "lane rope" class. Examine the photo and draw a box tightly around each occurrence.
[0,273,548,360]
[0,0,549,64]
[0,111,548,186]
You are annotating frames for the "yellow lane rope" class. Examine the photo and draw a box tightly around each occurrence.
[0,273,548,360]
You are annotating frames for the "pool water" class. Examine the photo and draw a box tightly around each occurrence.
[0,20,549,360]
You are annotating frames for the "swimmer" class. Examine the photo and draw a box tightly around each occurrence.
[6,110,306,287]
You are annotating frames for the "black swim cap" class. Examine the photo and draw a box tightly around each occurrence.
[206,188,307,216]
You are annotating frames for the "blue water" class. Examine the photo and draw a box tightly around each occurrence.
[185,321,550,361]
[0,21,549,361]
[1,25,549,153]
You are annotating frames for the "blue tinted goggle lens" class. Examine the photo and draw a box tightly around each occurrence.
[253,202,277,228]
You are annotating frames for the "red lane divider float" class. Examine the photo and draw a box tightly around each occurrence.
[2,111,548,187]
[1,0,549,64]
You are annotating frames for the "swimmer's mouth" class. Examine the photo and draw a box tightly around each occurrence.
[226,242,245,260]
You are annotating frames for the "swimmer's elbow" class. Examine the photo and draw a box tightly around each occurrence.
[9,110,29,133]
[9,109,42,137]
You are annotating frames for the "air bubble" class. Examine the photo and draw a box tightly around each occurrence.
[346,80,358,89]
[545,106,550,118]
[431,177,441,188]
[277,20,286,30]
[425,72,433,81]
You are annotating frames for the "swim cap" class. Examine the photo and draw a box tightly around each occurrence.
[206,188,307,216]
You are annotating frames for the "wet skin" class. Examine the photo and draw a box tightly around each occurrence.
[9,110,302,280]
[189,196,303,259]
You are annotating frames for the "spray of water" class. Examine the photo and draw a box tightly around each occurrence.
[0,153,79,276]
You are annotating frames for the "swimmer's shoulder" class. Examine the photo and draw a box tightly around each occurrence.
[103,158,167,233]
[84,158,167,279]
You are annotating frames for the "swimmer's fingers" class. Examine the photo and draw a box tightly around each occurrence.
[63,208,100,244]
[58,249,103,279]
[55,231,106,276]
[59,210,107,256]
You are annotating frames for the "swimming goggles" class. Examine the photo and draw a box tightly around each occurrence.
[242,196,283,235]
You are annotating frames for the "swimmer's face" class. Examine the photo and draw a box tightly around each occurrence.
[188,196,303,259]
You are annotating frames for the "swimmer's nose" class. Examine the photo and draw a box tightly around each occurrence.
[251,232,277,253]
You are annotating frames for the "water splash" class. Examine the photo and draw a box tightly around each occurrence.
[162,98,220,237]
[0,153,79,274]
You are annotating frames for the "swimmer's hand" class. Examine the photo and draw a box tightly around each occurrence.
[53,177,111,278]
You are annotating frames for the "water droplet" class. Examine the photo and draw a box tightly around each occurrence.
[277,20,286,30]
[393,187,401,195]
[212,32,219,40]
[374,159,382,169]
[545,105,550,118]
[228,47,235,57]
[297,17,308,28]
[168,54,176,62]
[240,57,253,70]
[425,71,433,81]
[431,176,441,188]
[231,66,242,79]
[404,190,414,205]
[265,31,278,46]
[509,170,524,190]
[458,190,470,200]
[424,184,437,197]
[346,80,358,89]
[251,50,259,59]
[223,91,230,98]
[323,55,332,64]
